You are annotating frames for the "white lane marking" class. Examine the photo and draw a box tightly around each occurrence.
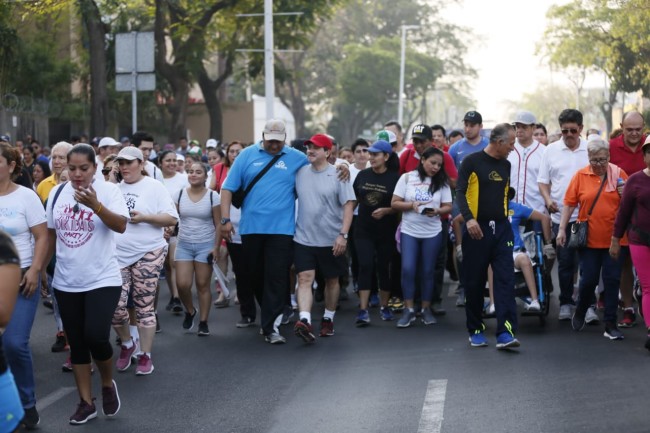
[37,386,76,411]
[418,379,447,433]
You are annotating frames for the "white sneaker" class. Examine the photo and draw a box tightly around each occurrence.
[585,306,600,324]
[526,300,541,312]
[558,304,574,321]
[487,303,495,315]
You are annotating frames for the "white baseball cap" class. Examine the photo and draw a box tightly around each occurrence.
[98,137,120,148]
[262,119,287,142]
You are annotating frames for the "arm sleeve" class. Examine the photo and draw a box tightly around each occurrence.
[443,152,458,180]
[537,150,550,184]
[563,173,580,207]
[393,173,408,199]
[441,185,452,203]
[455,156,475,221]
[25,189,47,228]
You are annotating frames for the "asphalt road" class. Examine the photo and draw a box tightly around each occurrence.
[25,273,650,433]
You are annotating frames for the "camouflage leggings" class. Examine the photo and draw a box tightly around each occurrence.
[113,246,167,328]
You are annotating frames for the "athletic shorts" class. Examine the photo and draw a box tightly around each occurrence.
[293,242,348,278]
[513,250,533,272]
[174,240,214,263]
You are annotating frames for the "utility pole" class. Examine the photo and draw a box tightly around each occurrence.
[398,25,420,127]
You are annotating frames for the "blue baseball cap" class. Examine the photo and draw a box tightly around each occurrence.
[367,140,392,154]
[0,134,11,143]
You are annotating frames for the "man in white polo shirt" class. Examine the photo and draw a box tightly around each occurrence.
[538,109,589,321]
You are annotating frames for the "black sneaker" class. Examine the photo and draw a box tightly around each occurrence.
[21,406,40,430]
[236,317,255,328]
[198,321,210,336]
[165,298,174,312]
[171,297,183,314]
[571,311,586,331]
[603,323,624,340]
[51,331,68,352]
[182,310,196,331]
[155,313,161,333]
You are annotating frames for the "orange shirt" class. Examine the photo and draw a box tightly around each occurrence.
[564,165,628,248]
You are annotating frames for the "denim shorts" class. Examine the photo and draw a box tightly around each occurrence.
[174,240,214,263]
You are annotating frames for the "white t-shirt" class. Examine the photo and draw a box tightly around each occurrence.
[162,173,189,198]
[144,162,163,182]
[508,140,546,213]
[177,189,220,243]
[94,160,105,184]
[0,186,46,268]
[537,138,588,224]
[46,181,130,292]
[393,170,452,238]
[115,177,179,268]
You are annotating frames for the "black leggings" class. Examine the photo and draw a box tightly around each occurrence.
[355,236,395,292]
[54,286,121,365]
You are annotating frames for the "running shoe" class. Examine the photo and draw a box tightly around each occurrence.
[389,297,404,312]
[496,332,520,349]
[558,304,575,321]
[456,288,465,307]
[397,310,415,328]
[294,319,316,343]
[431,302,446,316]
[603,323,624,340]
[421,308,437,325]
[617,308,636,328]
[135,354,154,375]
[101,380,120,417]
[21,406,40,430]
[171,297,183,314]
[214,296,230,308]
[571,310,586,331]
[165,297,174,312]
[197,321,210,336]
[51,331,68,353]
[69,399,97,425]
[182,310,197,331]
[486,303,495,315]
[380,306,394,321]
[264,332,286,344]
[585,306,600,325]
[355,309,370,327]
[320,318,334,337]
[369,293,380,308]
[525,299,541,312]
[236,317,255,328]
[116,339,136,371]
[62,356,73,372]
[469,331,488,347]
[281,307,295,325]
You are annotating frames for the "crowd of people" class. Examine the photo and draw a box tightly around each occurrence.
[0,106,649,430]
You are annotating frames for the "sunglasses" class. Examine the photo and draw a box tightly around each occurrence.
[561,128,580,135]
[101,168,112,175]
[355,149,369,153]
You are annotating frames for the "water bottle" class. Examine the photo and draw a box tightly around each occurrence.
[617,177,625,196]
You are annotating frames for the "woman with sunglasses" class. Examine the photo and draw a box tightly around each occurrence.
[557,136,629,340]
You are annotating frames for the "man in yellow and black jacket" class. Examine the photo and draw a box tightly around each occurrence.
[456,123,520,349]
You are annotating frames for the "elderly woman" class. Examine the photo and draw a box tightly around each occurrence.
[611,136,650,350]
[557,136,629,340]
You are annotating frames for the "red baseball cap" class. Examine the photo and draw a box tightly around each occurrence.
[305,134,332,150]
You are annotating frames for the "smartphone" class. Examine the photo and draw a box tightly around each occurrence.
[421,207,434,214]
[207,253,214,263]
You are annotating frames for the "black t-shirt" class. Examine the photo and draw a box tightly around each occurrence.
[0,230,20,374]
[456,150,510,222]
[353,168,400,239]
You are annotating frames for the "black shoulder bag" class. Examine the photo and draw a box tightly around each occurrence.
[231,154,281,209]
[568,173,607,249]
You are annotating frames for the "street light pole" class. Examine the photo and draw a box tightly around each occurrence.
[398,25,419,127]
[264,0,275,119]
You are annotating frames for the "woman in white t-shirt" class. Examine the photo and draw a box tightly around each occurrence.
[112,147,178,376]
[159,150,188,313]
[45,144,130,424]
[175,162,221,336]
[391,147,452,328]
[0,144,48,428]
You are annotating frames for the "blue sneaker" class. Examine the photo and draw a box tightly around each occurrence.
[369,293,380,308]
[469,331,488,347]
[496,332,520,349]
[355,309,370,327]
[380,307,394,321]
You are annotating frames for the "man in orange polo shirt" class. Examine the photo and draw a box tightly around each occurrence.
[609,111,646,327]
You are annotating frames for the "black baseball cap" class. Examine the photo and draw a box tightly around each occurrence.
[411,124,433,140]
[463,110,483,124]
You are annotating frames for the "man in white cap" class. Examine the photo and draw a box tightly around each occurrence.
[220,119,348,344]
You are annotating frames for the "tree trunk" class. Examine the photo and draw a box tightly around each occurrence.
[79,0,108,137]
[198,69,223,141]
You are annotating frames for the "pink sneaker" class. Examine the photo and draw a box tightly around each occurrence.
[62,356,73,372]
[135,353,154,375]
[116,339,136,371]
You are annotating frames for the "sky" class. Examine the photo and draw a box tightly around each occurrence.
[439,0,576,124]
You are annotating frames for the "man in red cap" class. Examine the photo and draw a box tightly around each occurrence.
[293,134,356,342]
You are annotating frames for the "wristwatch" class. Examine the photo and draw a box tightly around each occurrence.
[339,233,348,240]
[220,218,231,225]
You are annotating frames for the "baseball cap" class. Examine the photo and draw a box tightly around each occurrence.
[0,134,10,143]
[411,124,433,140]
[188,145,202,157]
[367,140,393,154]
[98,137,120,148]
[262,119,287,142]
[463,110,483,124]
[120,136,130,144]
[176,153,185,162]
[304,134,333,150]
[642,135,650,151]
[116,146,144,161]
[206,139,218,148]
[512,111,536,125]
[90,137,102,146]
[376,130,397,144]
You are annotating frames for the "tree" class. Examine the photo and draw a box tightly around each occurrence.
[541,0,650,135]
